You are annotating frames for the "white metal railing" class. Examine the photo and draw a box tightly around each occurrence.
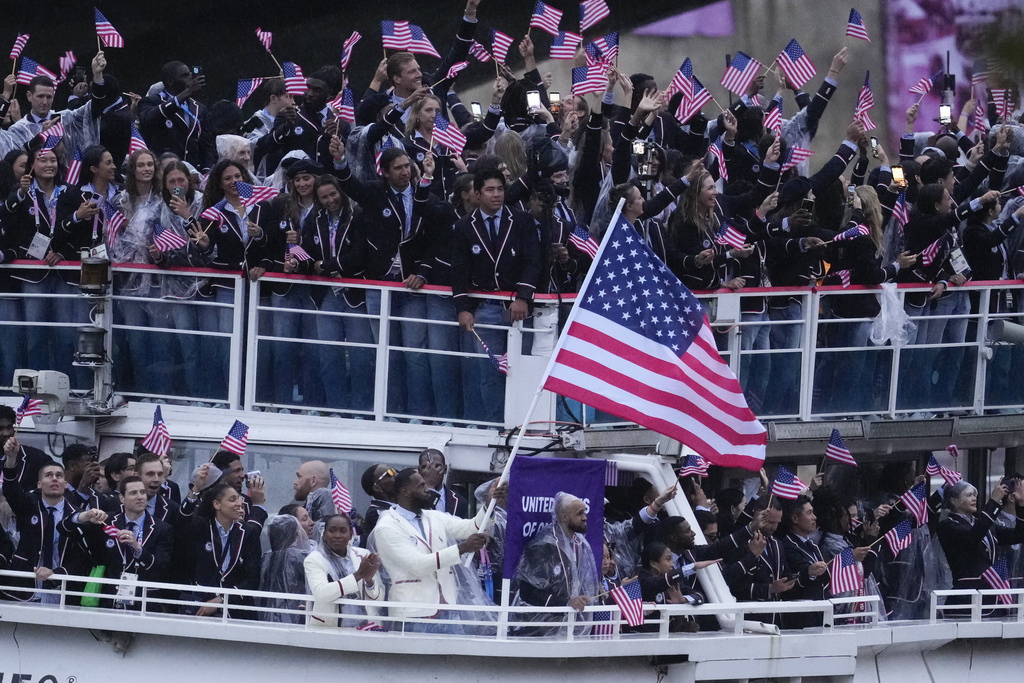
[3,262,1022,427]
[931,588,1024,622]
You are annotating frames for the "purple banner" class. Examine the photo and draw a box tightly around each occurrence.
[502,457,606,579]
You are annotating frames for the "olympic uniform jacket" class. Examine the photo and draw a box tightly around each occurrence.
[303,545,384,628]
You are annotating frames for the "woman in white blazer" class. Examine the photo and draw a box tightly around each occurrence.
[303,514,383,628]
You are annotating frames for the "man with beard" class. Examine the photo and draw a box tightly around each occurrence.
[291,459,334,522]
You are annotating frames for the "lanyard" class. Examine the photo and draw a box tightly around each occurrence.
[30,186,58,232]
[327,214,340,258]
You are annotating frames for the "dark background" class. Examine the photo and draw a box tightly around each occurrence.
[5,1,704,113]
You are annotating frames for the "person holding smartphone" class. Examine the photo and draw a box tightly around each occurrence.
[137,61,216,172]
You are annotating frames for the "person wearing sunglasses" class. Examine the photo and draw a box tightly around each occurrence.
[358,464,398,548]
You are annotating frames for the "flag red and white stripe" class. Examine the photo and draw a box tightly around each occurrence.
[255,28,273,52]
[884,520,914,555]
[95,8,125,49]
[781,146,814,172]
[432,113,467,155]
[153,225,189,252]
[550,32,583,60]
[219,420,249,456]
[982,557,1013,605]
[141,405,172,456]
[579,0,611,32]
[571,64,607,97]
[926,455,961,485]
[900,482,928,526]
[569,225,599,259]
[720,52,762,96]
[9,34,29,61]
[830,547,864,594]
[771,466,807,499]
[776,39,816,90]
[530,1,564,36]
[763,103,782,135]
[341,31,362,72]
[469,41,492,63]
[845,8,870,42]
[15,395,43,426]
[609,580,644,627]
[491,30,514,64]
[713,223,747,250]
[825,428,857,465]
[919,237,943,267]
[330,468,353,513]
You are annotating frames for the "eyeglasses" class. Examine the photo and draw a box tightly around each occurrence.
[377,468,397,482]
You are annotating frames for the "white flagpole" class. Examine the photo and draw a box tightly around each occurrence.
[466,199,627,564]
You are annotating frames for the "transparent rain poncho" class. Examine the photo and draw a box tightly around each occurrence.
[110,190,163,298]
[258,515,310,624]
[345,125,405,184]
[510,492,600,637]
[875,522,952,620]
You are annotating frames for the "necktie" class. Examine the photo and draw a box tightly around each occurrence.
[42,507,56,569]
[413,515,426,539]
[126,521,136,532]
[487,216,498,244]
[393,191,408,235]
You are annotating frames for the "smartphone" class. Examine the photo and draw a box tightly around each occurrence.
[938,103,952,126]
[192,66,203,77]
[470,101,482,118]
[801,198,815,214]
[549,91,561,114]
[891,165,907,188]
[73,65,87,84]
[632,140,646,156]
[526,90,542,114]
[171,187,186,200]
[728,100,748,117]
[870,136,878,159]
[847,184,856,204]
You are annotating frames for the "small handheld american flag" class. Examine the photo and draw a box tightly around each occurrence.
[469,41,492,63]
[103,524,121,539]
[341,31,362,72]
[569,226,599,259]
[675,76,713,124]
[236,181,280,207]
[919,236,943,267]
[899,481,928,526]
[846,8,870,42]
[66,149,83,185]
[572,64,607,97]
[833,224,870,242]
[763,101,782,136]
[830,546,863,594]
[329,88,356,124]
[17,57,58,86]
[713,222,747,250]
[491,30,514,64]
[590,33,619,63]
[236,78,264,108]
[892,191,909,229]
[407,24,440,58]
[104,205,127,245]
[432,114,467,156]
[781,146,814,172]
[579,0,611,32]
[95,8,125,48]
[255,27,273,52]
[771,465,807,500]
[825,428,857,466]
[141,405,173,457]
[708,137,728,182]
[720,52,762,96]
[884,519,913,555]
[776,39,816,90]
[330,468,354,513]
[201,199,228,229]
[829,269,852,288]
[926,455,961,486]
[679,454,710,478]
[854,71,876,131]
[9,34,29,61]
[982,556,1013,605]
[530,1,564,36]
[153,225,189,252]
[909,71,943,96]
[609,580,644,627]
[550,32,583,60]
[288,244,313,262]
[445,61,470,81]
[129,123,148,153]
[58,51,77,84]
[282,62,306,96]
[15,395,44,426]
[477,335,508,375]
[669,58,693,101]
[219,420,249,456]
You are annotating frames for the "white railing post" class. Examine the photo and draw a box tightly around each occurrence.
[373,285,392,422]
[799,289,819,420]
[974,288,992,413]
[243,279,260,411]
[228,276,247,409]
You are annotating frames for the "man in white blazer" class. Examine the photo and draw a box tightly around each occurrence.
[372,468,505,633]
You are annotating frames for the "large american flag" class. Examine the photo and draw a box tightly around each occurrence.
[330,468,354,513]
[609,580,644,627]
[982,556,1014,605]
[129,123,148,153]
[569,225,599,259]
[491,29,514,64]
[15,395,44,426]
[909,71,943,96]
[669,58,693,101]
[899,481,928,526]
[830,546,863,594]
[777,39,816,90]
[550,31,583,60]
[255,27,273,52]
[219,420,249,456]
[781,146,813,172]
[17,57,58,86]
[720,52,762,96]
[141,405,172,456]
[282,62,306,96]
[9,34,29,61]
[236,181,280,207]
[571,64,607,97]
[341,31,362,71]
[926,455,961,486]
[153,225,189,252]
[432,113,467,155]
[675,76,713,124]
[846,8,870,42]
[771,466,807,499]
[854,71,876,131]
[95,8,125,48]
[579,0,611,31]
[825,428,857,465]
[236,78,264,108]
[530,1,564,36]
[884,519,914,555]
[542,215,767,470]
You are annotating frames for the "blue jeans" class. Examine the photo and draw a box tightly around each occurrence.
[268,286,320,406]
[900,292,970,410]
[821,319,874,413]
[460,301,507,424]
[163,296,210,401]
[426,295,460,421]
[739,310,771,414]
[0,296,24,387]
[317,290,375,412]
[365,289,431,418]
[766,301,804,415]
[117,285,173,396]
[198,286,236,402]
[23,274,89,389]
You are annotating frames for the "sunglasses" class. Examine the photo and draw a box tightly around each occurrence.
[377,468,397,482]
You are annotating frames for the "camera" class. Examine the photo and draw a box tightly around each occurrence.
[12,369,69,416]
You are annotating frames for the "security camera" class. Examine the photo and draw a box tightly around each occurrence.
[12,369,69,415]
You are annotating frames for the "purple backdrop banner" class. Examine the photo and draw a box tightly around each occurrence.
[502,457,606,579]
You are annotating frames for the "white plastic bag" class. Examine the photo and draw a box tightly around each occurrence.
[870,282,916,347]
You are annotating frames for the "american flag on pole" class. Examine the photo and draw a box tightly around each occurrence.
[95,8,125,48]
[530,1,564,36]
[971,100,987,133]
[771,466,807,499]
[675,76,713,124]
[609,579,645,627]
[550,32,583,60]
[781,146,814,172]
[919,236,943,267]
[571,64,607,97]
[679,454,710,478]
[669,58,693,101]
[982,556,1014,605]
[825,429,857,465]
[708,136,728,182]
[579,0,611,31]
[15,395,44,426]
[288,244,313,262]
[584,42,605,67]
[236,181,280,207]
[104,204,127,245]
[971,59,988,88]
[153,225,189,252]
[490,30,514,63]
[381,21,410,51]
[201,199,228,228]
[282,62,306,96]
[854,71,876,131]
[763,101,782,136]
[542,215,767,471]
[846,8,870,42]
[830,269,852,287]
[477,336,509,375]
[255,27,273,52]
[445,61,470,81]
[432,113,467,155]
[219,420,249,456]
[141,405,172,456]
[103,524,121,539]
[591,33,619,63]
[236,78,264,108]
[129,123,148,153]
[9,34,29,61]
[17,57,57,85]
[713,222,747,250]
[893,191,909,230]
[341,31,362,72]
[900,481,928,526]
[329,88,356,124]
[590,609,616,636]
[833,224,870,242]
[469,41,492,63]
[909,71,943,96]
[991,89,1013,122]
[58,51,77,83]
[330,468,354,513]
[884,519,914,555]
[375,136,398,175]
[408,24,441,58]
[721,52,762,96]
[830,546,863,594]
[569,225,599,259]
[776,39,816,90]
[39,121,65,151]
[926,455,961,486]
[65,149,83,185]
